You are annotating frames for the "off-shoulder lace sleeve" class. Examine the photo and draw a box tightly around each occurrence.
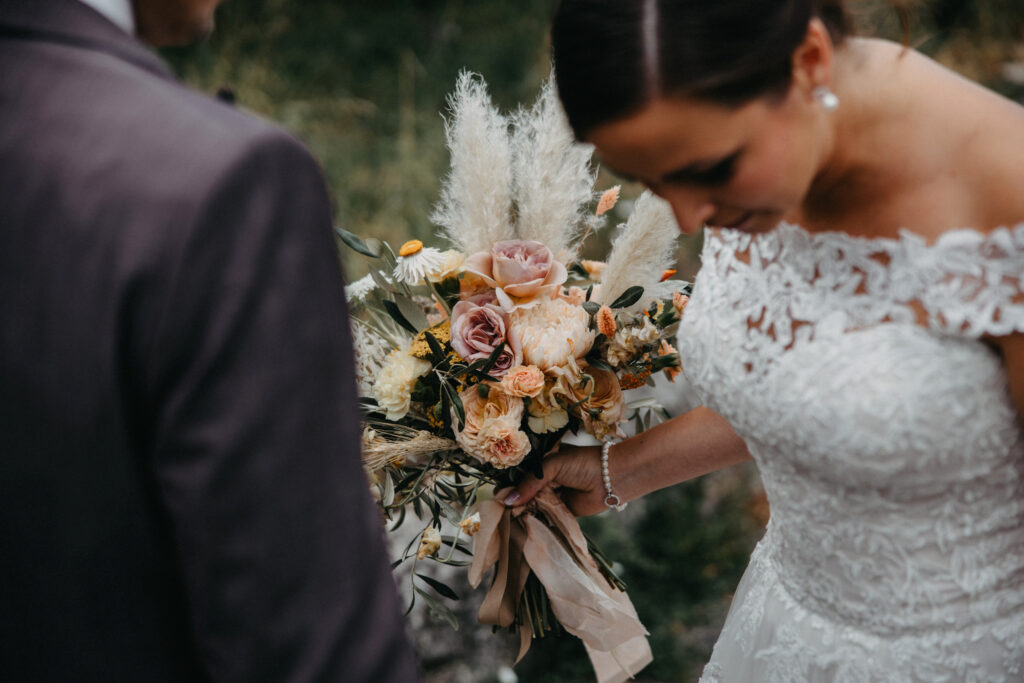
[914,224,1024,338]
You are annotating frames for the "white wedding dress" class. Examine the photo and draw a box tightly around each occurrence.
[676,223,1024,682]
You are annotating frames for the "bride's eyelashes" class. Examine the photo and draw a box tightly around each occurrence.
[664,152,740,187]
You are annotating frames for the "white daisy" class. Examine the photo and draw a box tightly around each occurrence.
[393,239,446,285]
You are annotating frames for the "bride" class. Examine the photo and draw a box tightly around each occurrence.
[506,0,1024,680]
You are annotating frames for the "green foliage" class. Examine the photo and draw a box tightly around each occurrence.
[164,0,558,279]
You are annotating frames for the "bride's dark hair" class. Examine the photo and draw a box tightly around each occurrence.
[552,0,853,139]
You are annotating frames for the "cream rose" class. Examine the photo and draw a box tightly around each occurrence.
[508,296,595,370]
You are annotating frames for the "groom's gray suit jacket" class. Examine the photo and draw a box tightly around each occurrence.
[0,1,419,681]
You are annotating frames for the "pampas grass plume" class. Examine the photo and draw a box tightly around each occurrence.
[595,191,679,309]
[510,77,596,261]
[431,72,514,255]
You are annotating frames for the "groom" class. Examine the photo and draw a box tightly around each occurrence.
[0,0,419,681]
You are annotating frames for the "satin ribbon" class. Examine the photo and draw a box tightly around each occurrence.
[468,488,652,683]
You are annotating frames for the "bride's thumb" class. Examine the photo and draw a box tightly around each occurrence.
[503,467,554,508]
[503,444,561,507]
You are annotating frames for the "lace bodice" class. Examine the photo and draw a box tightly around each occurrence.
[680,223,1024,682]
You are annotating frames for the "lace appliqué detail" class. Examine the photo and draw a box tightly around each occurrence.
[681,224,1024,682]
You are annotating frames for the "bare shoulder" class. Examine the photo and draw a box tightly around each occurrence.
[975,96,1024,232]
[930,57,1024,235]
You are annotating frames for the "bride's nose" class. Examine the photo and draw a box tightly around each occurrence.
[661,188,716,235]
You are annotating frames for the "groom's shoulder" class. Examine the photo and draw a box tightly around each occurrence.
[112,64,311,185]
[58,49,323,221]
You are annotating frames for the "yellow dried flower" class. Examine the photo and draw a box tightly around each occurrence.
[426,403,445,430]
[595,185,620,217]
[410,319,452,360]
[458,512,482,537]
[596,305,617,338]
[417,527,442,559]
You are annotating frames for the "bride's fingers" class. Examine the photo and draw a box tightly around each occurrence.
[503,464,557,507]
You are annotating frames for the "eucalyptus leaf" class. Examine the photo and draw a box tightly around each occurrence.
[335,226,380,257]
[416,573,461,600]
[415,587,460,630]
[443,382,466,431]
[610,285,644,309]
[395,295,429,331]
[581,301,601,315]
[585,283,594,302]
[436,496,463,526]
[440,535,474,555]
[424,331,446,362]
[382,299,418,334]
[479,341,506,374]
[369,267,396,293]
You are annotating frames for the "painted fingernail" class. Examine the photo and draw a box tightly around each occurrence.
[503,491,521,506]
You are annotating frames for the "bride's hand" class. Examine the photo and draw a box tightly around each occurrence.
[504,444,609,517]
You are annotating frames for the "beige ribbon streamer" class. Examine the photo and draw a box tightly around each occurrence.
[468,488,653,683]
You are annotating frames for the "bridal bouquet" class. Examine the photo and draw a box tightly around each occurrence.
[342,73,689,682]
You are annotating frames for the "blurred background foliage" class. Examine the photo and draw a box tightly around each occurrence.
[165,1,1022,681]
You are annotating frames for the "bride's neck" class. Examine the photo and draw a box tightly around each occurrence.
[802,38,917,223]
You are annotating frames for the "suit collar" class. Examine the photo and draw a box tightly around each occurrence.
[0,0,174,80]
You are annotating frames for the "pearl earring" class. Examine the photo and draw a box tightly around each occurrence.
[813,85,840,112]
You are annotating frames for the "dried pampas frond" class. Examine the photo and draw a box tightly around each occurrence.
[431,72,514,255]
[352,321,393,397]
[595,191,678,310]
[362,424,459,472]
[511,77,596,261]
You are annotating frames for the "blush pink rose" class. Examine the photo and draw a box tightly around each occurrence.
[464,240,568,310]
[450,300,523,377]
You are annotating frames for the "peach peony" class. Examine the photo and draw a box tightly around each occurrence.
[508,296,595,371]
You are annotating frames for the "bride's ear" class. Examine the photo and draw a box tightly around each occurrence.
[790,18,836,100]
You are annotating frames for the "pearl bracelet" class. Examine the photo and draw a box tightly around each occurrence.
[601,439,628,512]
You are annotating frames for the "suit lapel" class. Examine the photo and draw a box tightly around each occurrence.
[0,0,175,81]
